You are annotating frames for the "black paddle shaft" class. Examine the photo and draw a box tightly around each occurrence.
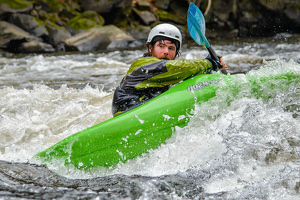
[207,46,219,60]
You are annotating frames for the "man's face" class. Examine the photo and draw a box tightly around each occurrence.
[149,40,177,60]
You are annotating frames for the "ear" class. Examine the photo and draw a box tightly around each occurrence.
[148,44,152,53]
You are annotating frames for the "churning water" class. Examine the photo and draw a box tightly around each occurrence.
[1,35,300,199]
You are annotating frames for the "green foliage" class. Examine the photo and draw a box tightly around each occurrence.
[40,0,67,12]
[156,9,186,25]
[35,0,79,14]
[0,0,30,9]
[66,10,105,30]
[45,19,63,29]
[33,15,44,26]
[48,13,62,25]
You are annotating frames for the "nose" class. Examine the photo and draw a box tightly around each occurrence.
[162,47,169,55]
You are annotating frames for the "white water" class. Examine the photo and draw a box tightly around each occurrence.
[1,36,300,199]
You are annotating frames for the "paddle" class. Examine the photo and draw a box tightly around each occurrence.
[187,3,227,74]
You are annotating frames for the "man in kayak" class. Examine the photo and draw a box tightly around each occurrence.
[112,23,227,117]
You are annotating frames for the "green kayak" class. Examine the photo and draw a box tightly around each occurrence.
[33,68,300,170]
[34,73,223,169]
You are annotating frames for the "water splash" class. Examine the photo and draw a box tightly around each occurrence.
[0,84,112,162]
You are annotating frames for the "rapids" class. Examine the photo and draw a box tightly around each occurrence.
[1,35,300,199]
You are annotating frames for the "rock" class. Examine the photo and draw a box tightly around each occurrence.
[125,25,151,41]
[0,21,37,50]
[64,25,138,52]
[109,7,132,28]
[0,48,11,57]
[236,1,265,37]
[108,39,142,50]
[8,13,48,38]
[79,0,127,14]
[226,29,239,38]
[169,0,188,23]
[45,12,63,26]
[34,1,53,12]
[258,0,300,25]
[155,0,171,10]
[45,23,71,47]
[284,4,300,25]
[0,19,55,53]
[32,0,80,28]
[258,0,289,11]
[204,0,237,33]
[233,0,300,37]
[18,40,55,53]
[0,0,33,15]
[136,0,151,10]
[132,8,157,25]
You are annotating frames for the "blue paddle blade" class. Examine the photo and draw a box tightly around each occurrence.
[187,3,210,48]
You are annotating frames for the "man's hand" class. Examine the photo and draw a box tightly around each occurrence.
[219,57,228,70]
[206,54,228,71]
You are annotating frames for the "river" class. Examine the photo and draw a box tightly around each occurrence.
[1,34,300,199]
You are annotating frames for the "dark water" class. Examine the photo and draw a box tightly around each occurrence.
[1,160,212,199]
[1,34,300,199]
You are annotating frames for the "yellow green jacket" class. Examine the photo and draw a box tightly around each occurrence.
[112,56,212,116]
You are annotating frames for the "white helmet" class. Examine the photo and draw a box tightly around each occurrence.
[147,23,182,50]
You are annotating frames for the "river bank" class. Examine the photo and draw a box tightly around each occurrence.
[0,0,300,55]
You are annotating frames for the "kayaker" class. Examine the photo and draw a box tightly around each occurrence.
[112,23,227,117]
